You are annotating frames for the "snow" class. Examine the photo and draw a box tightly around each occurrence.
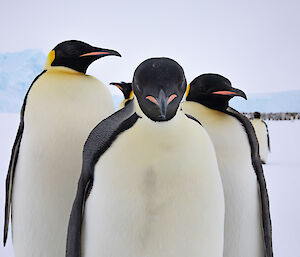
[0,114,299,257]
[263,120,300,256]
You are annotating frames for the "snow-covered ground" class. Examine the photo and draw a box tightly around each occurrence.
[263,120,300,257]
[0,114,299,257]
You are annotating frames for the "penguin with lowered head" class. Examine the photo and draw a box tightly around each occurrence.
[66,58,224,257]
[3,40,121,257]
[181,73,273,257]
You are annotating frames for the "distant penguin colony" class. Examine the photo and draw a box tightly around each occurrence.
[181,74,273,257]
[3,40,121,257]
[66,58,224,257]
[3,40,273,257]
[251,111,270,164]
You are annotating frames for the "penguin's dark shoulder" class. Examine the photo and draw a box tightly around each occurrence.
[184,112,202,126]
[82,100,138,171]
[178,108,202,126]
[261,120,269,129]
[66,101,138,257]
[225,107,259,156]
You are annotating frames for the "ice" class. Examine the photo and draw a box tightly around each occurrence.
[0,114,299,257]
[0,50,45,113]
[230,90,300,113]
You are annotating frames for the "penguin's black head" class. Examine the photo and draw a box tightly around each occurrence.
[186,73,247,111]
[110,82,133,100]
[48,40,121,73]
[254,112,261,118]
[132,57,186,122]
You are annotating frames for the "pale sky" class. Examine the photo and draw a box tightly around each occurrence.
[1,0,300,95]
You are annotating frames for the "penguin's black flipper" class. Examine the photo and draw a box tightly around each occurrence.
[3,70,46,246]
[66,100,139,257]
[262,120,271,151]
[3,121,23,246]
[226,107,273,257]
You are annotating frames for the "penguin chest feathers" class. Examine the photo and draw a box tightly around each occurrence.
[12,68,114,257]
[251,118,269,162]
[181,101,251,162]
[24,68,114,146]
[83,111,224,257]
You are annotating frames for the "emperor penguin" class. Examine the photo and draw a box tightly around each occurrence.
[109,81,134,109]
[251,112,270,164]
[181,73,273,257]
[66,58,224,257]
[3,40,121,257]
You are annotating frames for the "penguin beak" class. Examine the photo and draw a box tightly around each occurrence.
[146,90,178,120]
[109,82,123,91]
[80,48,121,58]
[212,87,247,100]
[157,90,168,119]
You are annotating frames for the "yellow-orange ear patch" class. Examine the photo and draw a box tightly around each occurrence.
[129,90,134,100]
[185,84,191,99]
[44,50,55,68]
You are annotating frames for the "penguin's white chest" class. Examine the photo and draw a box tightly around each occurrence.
[83,115,224,257]
[12,70,114,257]
[252,119,269,163]
[181,102,264,257]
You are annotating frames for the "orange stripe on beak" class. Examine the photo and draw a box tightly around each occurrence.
[212,91,238,95]
[80,51,111,57]
[116,85,123,91]
[167,94,177,104]
[111,84,123,91]
[146,96,159,106]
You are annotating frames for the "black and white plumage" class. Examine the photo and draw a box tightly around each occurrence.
[66,58,224,257]
[252,112,270,164]
[3,40,121,257]
[181,73,273,257]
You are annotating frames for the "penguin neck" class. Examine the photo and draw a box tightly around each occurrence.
[185,100,229,116]
[133,98,183,131]
[181,101,230,125]
[44,65,84,75]
[186,94,229,112]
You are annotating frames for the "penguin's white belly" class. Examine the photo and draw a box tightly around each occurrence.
[82,116,224,257]
[219,159,264,257]
[181,102,264,257]
[12,70,114,257]
[252,119,269,163]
